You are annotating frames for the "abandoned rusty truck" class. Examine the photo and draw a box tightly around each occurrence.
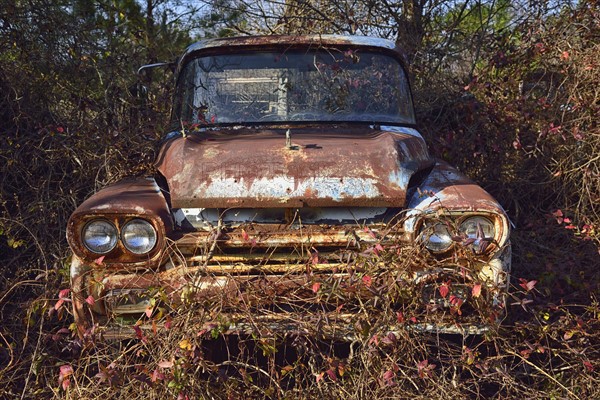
[66,35,511,339]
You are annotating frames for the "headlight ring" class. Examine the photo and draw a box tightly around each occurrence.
[121,219,157,255]
[421,222,453,253]
[420,215,497,254]
[459,216,495,253]
[82,220,118,254]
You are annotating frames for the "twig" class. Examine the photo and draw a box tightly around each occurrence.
[505,349,577,399]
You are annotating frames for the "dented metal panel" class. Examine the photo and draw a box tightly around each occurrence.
[156,127,432,209]
[406,161,506,212]
[404,161,511,245]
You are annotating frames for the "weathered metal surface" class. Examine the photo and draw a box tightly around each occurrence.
[102,270,344,306]
[72,256,502,339]
[404,161,511,246]
[173,207,393,230]
[66,177,173,266]
[172,225,394,250]
[67,35,512,339]
[156,127,432,209]
[406,161,507,214]
[178,35,406,74]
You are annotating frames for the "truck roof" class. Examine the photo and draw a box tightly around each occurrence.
[179,35,406,70]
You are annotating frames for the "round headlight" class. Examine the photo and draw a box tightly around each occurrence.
[421,222,453,252]
[82,220,118,254]
[459,216,495,253]
[121,219,157,254]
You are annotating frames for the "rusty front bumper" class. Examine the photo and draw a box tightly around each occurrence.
[71,226,511,340]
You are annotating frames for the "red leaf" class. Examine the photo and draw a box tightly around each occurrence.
[417,360,430,378]
[54,288,72,310]
[374,243,384,255]
[312,282,321,293]
[241,229,250,242]
[584,361,594,372]
[520,348,532,358]
[59,364,73,378]
[165,316,172,330]
[439,283,449,298]
[362,275,372,288]
[462,238,476,246]
[151,369,165,383]
[59,364,73,390]
[54,298,65,310]
[519,279,537,291]
[132,325,147,343]
[449,295,463,307]
[326,368,337,381]
[396,311,405,323]
[472,283,482,298]
[158,360,173,369]
[94,255,105,265]
[369,334,379,346]
[85,295,95,306]
[315,372,324,383]
[310,250,320,265]
[145,307,153,318]
[363,226,376,238]
[56,327,70,336]
[382,369,395,385]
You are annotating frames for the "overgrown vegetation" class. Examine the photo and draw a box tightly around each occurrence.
[0,0,598,398]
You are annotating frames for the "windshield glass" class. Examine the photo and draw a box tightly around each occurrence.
[173,48,415,126]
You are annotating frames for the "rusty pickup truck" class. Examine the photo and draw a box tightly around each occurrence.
[66,35,511,339]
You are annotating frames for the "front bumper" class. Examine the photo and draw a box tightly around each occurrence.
[70,227,511,340]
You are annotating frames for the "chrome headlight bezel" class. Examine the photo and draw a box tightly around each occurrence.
[82,219,118,254]
[418,214,502,255]
[121,218,158,255]
[459,216,496,253]
[420,221,454,253]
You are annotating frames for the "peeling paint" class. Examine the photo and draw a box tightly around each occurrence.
[157,128,432,208]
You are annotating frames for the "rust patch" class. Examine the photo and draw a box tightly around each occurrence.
[156,127,432,209]
[66,177,173,265]
[407,161,508,214]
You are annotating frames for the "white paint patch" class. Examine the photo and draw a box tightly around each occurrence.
[192,176,382,201]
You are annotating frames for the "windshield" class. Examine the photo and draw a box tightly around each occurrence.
[173,48,415,126]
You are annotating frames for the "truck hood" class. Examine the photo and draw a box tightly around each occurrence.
[155,126,432,208]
